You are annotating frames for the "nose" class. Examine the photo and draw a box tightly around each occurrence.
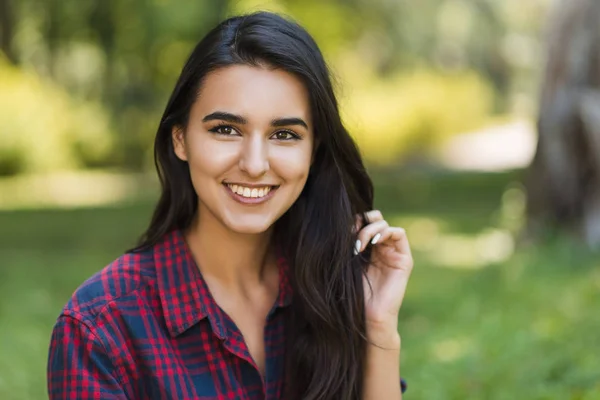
[238,134,269,177]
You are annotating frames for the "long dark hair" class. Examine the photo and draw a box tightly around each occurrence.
[133,11,374,399]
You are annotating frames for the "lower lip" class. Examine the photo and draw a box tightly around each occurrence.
[223,184,279,205]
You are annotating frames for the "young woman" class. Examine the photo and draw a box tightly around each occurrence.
[48,11,412,400]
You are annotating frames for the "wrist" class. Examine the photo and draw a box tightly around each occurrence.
[366,316,398,336]
[366,321,401,349]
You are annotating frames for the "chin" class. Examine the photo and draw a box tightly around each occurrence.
[224,216,275,235]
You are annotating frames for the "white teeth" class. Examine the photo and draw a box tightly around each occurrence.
[226,183,274,199]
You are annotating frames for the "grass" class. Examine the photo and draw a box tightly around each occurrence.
[0,170,599,399]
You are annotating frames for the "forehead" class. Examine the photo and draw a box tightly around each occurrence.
[193,64,311,123]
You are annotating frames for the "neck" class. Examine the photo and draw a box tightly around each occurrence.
[185,207,275,291]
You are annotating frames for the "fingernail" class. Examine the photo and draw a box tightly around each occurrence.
[355,240,362,254]
[371,233,381,245]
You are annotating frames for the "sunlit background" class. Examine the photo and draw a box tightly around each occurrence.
[1,0,599,399]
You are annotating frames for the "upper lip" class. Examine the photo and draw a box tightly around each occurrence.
[223,182,279,188]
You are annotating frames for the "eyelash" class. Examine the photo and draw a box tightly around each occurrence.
[208,124,301,141]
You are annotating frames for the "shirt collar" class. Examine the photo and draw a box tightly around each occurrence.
[154,229,293,338]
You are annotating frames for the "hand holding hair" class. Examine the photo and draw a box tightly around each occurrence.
[355,210,414,336]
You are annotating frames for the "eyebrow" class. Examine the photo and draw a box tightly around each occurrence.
[202,112,247,124]
[202,111,308,130]
[271,117,308,130]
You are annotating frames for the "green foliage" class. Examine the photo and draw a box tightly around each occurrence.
[0,170,598,399]
[343,70,495,164]
[0,58,113,176]
[1,0,553,174]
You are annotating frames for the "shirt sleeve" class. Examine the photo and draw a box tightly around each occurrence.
[47,315,127,400]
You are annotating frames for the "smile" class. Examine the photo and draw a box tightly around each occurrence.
[223,183,279,204]
[226,184,273,198]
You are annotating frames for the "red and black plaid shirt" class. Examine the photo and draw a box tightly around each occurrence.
[48,229,406,399]
[47,229,292,399]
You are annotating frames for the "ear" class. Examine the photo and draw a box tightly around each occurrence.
[171,125,188,162]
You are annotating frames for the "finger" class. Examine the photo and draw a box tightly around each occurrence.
[355,219,389,253]
[364,226,413,260]
[388,227,412,258]
[363,210,383,224]
[354,210,382,234]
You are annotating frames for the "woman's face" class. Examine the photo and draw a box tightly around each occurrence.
[172,64,315,234]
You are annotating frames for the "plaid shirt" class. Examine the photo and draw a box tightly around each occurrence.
[48,229,406,399]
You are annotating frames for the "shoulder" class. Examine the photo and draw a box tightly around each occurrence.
[59,249,156,325]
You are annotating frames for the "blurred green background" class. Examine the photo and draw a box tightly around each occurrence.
[1,0,599,399]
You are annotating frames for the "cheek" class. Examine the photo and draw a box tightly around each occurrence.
[272,147,312,183]
[187,137,236,178]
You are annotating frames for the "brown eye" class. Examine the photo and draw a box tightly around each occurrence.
[272,130,300,141]
[209,125,237,135]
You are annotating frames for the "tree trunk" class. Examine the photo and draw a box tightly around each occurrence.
[526,0,600,249]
